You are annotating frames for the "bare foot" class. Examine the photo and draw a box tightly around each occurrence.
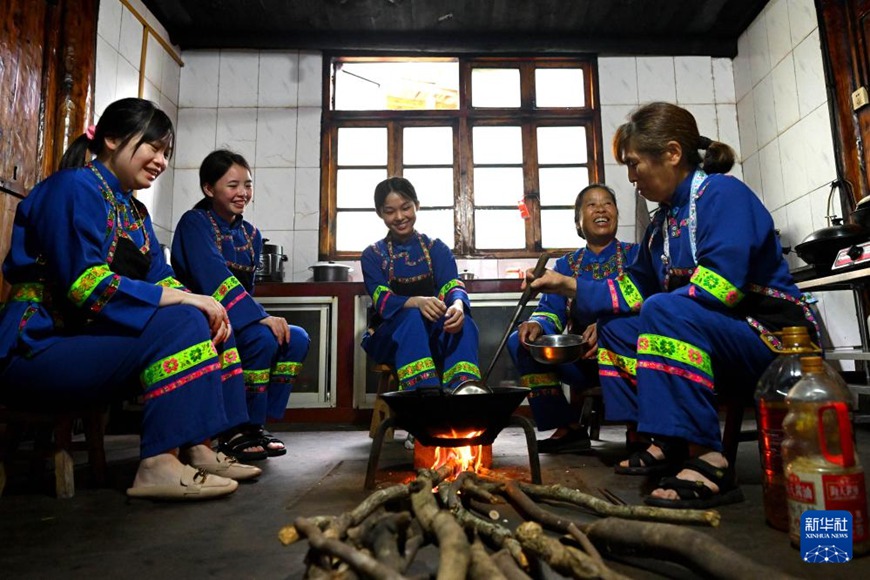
[224,432,265,454]
[648,451,728,500]
[131,452,189,488]
[618,443,664,469]
[184,443,222,465]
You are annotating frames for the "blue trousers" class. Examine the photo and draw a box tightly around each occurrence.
[507,330,598,431]
[362,309,481,391]
[235,322,310,424]
[0,305,248,458]
[597,293,777,450]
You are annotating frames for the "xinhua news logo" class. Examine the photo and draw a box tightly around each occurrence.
[801,510,853,563]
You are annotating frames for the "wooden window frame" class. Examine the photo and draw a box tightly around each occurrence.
[320,54,605,260]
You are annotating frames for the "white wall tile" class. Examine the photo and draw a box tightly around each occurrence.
[801,104,838,191]
[118,6,143,70]
[144,165,174,232]
[785,195,815,259]
[734,35,753,100]
[218,51,260,107]
[97,0,123,51]
[636,57,676,103]
[175,108,217,169]
[682,104,717,143]
[712,58,735,103]
[779,121,809,204]
[255,108,298,167]
[809,180,835,232]
[736,95,758,159]
[598,57,638,105]
[115,56,140,100]
[794,29,828,117]
[295,167,321,230]
[142,78,159,104]
[179,51,220,107]
[715,104,741,159]
[216,107,258,164]
[788,0,819,47]
[95,36,118,116]
[674,57,714,104]
[171,169,203,232]
[765,0,792,67]
[144,38,165,88]
[296,107,322,168]
[298,52,323,107]
[753,75,778,148]
[759,140,786,210]
[741,152,762,198]
[291,230,320,281]
[817,292,861,347]
[161,52,181,106]
[604,163,634,206]
[259,52,299,107]
[771,54,800,133]
[253,167,296,230]
[747,14,772,87]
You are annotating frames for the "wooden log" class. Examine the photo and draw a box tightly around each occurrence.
[409,473,471,580]
[490,549,533,580]
[468,537,508,580]
[515,521,626,579]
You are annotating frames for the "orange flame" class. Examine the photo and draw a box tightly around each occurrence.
[430,429,485,478]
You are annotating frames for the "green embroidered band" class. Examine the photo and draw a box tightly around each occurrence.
[10,283,44,302]
[442,361,481,384]
[141,340,218,386]
[597,348,637,376]
[244,369,271,385]
[530,311,563,333]
[397,357,437,381]
[616,275,644,311]
[273,361,302,377]
[212,276,242,303]
[372,285,391,305]
[157,276,186,289]
[68,264,114,306]
[438,279,464,301]
[690,265,743,307]
[637,333,713,376]
[520,372,561,389]
[221,347,240,367]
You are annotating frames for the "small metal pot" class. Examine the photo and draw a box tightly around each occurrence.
[458,270,475,281]
[257,240,287,282]
[309,261,353,282]
[523,334,586,365]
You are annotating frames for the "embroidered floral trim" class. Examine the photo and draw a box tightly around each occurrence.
[222,367,244,381]
[530,311,563,332]
[690,265,743,307]
[225,293,247,312]
[10,283,44,302]
[141,340,218,386]
[205,211,257,273]
[599,368,638,386]
[156,276,186,289]
[221,347,240,368]
[373,285,392,310]
[438,279,466,302]
[616,276,644,311]
[597,348,637,376]
[89,276,120,314]
[528,386,565,399]
[212,276,242,303]
[638,360,714,390]
[400,370,440,390]
[142,362,222,401]
[244,368,270,392]
[747,283,820,340]
[637,333,712,377]
[442,361,481,385]
[397,357,437,382]
[273,361,302,377]
[68,264,114,306]
[520,373,561,389]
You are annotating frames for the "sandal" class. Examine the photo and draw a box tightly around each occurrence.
[614,438,686,476]
[257,429,287,457]
[643,457,745,509]
[218,432,269,462]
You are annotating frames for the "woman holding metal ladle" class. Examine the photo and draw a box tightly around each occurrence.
[524,102,817,509]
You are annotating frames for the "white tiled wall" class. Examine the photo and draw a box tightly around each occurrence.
[95,0,181,243]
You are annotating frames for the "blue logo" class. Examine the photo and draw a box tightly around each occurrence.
[801,510,853,563]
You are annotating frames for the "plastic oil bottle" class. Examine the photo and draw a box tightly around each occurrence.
[782,356,869,554]
[754,326,819,531]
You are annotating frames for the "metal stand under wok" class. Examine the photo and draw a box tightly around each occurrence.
[364,414,541,490]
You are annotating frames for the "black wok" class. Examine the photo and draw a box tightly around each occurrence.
[794,221,869,268]
[382,386,529,447]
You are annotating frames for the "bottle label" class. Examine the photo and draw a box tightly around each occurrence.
[787,470,869,545]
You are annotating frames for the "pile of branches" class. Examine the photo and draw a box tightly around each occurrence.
[279,465,792,579]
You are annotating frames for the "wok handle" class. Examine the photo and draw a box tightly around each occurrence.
[481,253,551,385]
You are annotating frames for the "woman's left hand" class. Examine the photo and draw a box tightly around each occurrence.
[260,315,291,345]
[580,323,598,359]
[443,300,465,334]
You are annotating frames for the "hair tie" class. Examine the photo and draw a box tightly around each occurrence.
[697,135,712,149]
[85,125,96,140]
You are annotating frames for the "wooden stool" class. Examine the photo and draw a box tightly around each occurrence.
[720,394,757,470]
[368,364,396,440]
[0,406,108,498]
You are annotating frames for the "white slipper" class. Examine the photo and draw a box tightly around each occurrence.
[191,452,262,481]
[127,465,238,500]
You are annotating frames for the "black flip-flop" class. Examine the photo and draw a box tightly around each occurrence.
[614,448,680,476]
[643,457,745,509]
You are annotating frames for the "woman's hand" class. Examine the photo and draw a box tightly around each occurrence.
[260,315,291,345]
[580,323,598,359]
[182,293,231,344]
[517,321,543,347]
[442,299,465,334]
[407,296,447,322]
[522,268,577,298]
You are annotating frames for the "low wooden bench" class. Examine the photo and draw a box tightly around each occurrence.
[368,363,396,441]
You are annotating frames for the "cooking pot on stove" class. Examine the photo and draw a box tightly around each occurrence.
[256,239,287,282]
[309,261,353,282]
[794,219,870,268]
[852,196,870,230]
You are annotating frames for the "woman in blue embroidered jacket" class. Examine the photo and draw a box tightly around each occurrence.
[527,102,817,509]
[172,150,310,461]
[0,98,256,500]
[361,177,481,391]
[507,184,638,453]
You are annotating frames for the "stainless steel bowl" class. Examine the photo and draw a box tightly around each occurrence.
[524,334,585,365]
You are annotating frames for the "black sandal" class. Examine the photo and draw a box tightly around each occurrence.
[257,429,287,457]
[644,457,745,509]
[613,437,686,476]
[218,432,269,462]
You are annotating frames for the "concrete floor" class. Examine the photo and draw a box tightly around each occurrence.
[1,421,869,579]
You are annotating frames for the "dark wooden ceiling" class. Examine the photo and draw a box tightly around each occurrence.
[139,0,770,58]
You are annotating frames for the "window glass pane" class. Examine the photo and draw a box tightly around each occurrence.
[471,68,520,108]
[403,168,454,207]
[336,168,388,208]
[334,61,459,111]
[539,167,589,207]
[416,209,455,249]
[474,167,524,206]
[473,126,522,164]
[338,127,387,165]
[475,209,526,249]
[336,211,385,252]
[536,126,587,164]
[404,126,454,165]
[541,209,582,249]
[535,69,585,107]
